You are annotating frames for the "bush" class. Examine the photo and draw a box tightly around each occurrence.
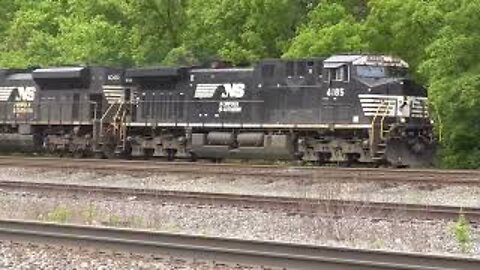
[450,213,472,253]
[45,206,72,224]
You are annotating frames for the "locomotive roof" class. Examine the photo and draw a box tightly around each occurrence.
[125,67,184,78]
[324,55,364,63]
[191,67,254,73]
[6,73,33,81]
[34,67,85,73]
[33,67,88,80]
[324,54,409,68]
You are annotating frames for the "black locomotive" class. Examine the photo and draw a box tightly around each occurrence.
[0,54,434,166]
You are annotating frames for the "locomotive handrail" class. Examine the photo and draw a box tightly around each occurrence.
[100,102,117,122]
[380,102,394,141]
[113,102,128,147]
[370,99,394,149]
[370,100,384,145]
[99,102,119,138]
[113,101,124,123]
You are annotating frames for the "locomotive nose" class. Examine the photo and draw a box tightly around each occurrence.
[366,78,426,97]
[399,79,427,97]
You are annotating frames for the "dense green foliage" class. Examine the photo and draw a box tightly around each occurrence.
[0,0,478,168]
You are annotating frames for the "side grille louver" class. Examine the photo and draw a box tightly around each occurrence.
[359,94,398,117]
[358,94,429,118]
[103,86,124,104]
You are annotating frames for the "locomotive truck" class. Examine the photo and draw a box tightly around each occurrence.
[0,54,434,166]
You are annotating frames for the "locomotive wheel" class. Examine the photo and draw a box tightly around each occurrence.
[73,150,84,159]
[188,152,197,162]
[166,149,176,161]
[342,153,359,167]
[339,160,353,168]
[102,144,116,159]
[143,149,154,160]
[316,152,330,166]
[121,150,133,160]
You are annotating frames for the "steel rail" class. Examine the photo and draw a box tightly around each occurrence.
[0,157,479,185]
[0,219,478,270]
[0,181,478,222]
[2,155,480,174]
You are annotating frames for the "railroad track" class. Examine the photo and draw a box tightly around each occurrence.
[0,219,477,270]
[0,156,479,185]
[1,181,478,222]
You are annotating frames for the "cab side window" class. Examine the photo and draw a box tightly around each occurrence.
[326,65,350,82]
[334,68,345,81]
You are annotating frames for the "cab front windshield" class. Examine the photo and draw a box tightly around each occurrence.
[355,65,408,78]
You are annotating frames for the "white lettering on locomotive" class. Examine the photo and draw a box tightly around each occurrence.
[17,86,36,101]
[326,87,345,97]
[107,74,121,81]
[221,83,245,98]
[219,101,242,113]
[14,102,33,116]
[194,83,245,99]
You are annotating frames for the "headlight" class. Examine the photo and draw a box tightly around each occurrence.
[400,117,407,123]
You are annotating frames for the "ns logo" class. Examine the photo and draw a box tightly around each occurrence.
[0,86,36,102]
[194,83,246,99]
[194,83,246,114]
[14,86,36,101]
[217,83,245,98]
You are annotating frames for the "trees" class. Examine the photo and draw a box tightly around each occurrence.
[0,0,478,167]
[183,0,306,64]
[0,0,133,67]
[0,0,19,42]
[419,0,480,168]
[363,0,445,71]
[128,0,189,65]
[284,2,366,58]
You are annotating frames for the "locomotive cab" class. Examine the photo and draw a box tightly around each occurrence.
[324,55,433,166]
[323,55,429,123]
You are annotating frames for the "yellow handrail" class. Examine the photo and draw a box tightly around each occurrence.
[113,102,123,123]
[380,108,389,140]
[370,100,392,147]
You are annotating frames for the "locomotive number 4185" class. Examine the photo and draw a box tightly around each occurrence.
[326,88,345,97]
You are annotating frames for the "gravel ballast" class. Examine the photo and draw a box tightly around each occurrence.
[0,167,479,207]
[0,166,479,259]
[0,241,253,270]
[0,189,479,257]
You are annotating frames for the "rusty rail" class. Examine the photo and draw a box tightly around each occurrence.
[0,156,479,185]
[0,181,477,222]
[0,219,478,270]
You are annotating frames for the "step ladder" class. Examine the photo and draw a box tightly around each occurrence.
[97,101,129,156]
[112,102,128,152]
[370,100,395,162]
